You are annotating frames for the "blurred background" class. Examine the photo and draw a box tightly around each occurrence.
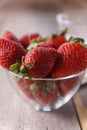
[0,0,87,10]
[0,0,87,11]
[0,0,87,36]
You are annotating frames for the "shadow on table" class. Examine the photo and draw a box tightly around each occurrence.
[49,101,77,119]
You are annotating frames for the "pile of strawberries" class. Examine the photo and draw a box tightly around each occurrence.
[0,29,87,78]
[0,29,87,105]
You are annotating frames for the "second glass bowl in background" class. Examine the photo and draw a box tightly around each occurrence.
[56,9,87,43]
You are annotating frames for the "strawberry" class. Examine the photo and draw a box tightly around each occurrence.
[37,29,67,49]
[19,33,40,48]
[36,34,66,49]
[2,30,18,42]
[38,41,51,48]
[52,38,87,78]
[59,77,79,96]
[30,81,59,104]
[44,34,66,49]
[27,29,67,50]
[0,38,26,68]
[24,47,58,78]
[16,78,33,98]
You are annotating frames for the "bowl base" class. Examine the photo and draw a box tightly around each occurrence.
[34,84,80,111]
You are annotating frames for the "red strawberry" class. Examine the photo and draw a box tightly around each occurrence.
[45,34,66,49]
[41,29,67,49]
[27,29,67,50]
[59,77,79,96]
[0,38,26,68]
[16,78,33,98]
[52,40,87,78]
[2,30,18,42]
[24,47,58,78]
[30,81,58,104]
[38,41,51,48]
[37,35,66,49]
[19,33,40,48]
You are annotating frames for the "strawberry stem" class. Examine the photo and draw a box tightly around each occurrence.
[28,73,33,79]
[27,43,38,51]
[60,28,68,36]
[68,36,73,42]
[24,84,31,88]
[73,37,84,43]
[30,36,43,44]
[68,36,87,47]
[42,87,48,97]
[29,83,38,91]
[68,37,84,43]
[20,64,27,73]
[51,33,57,38]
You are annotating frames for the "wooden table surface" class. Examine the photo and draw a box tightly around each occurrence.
[0,9,87,130]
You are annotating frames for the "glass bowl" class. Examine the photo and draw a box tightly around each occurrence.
[5,68,86,111]
[56,9,87,43]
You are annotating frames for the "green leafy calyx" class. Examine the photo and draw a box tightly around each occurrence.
[68,36,86,47]
[30,36,43,44]
[9,63,20,73]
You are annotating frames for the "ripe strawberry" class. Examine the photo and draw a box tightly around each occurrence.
[59,77,79,96]
[0,38,26,68]
[36,34,66,49]
[37,29,67,49]
[30,81,59,104]
[24,47,58,78]
[2,30,18,42]
[52,40,87,78]
[19,33,40,48]
[27,29,67,50]
[38,41,51,48]
[44,34,66,49]
[16,78,33,98]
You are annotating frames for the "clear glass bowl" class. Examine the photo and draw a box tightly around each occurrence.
[5,69,86,111]
[56,9,87,43]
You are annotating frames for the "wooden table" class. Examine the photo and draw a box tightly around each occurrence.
[0,9,87,130]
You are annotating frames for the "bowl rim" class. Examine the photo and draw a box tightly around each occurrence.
[5,68,86,81]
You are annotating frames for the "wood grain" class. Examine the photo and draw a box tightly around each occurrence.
[73,86,87,130]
